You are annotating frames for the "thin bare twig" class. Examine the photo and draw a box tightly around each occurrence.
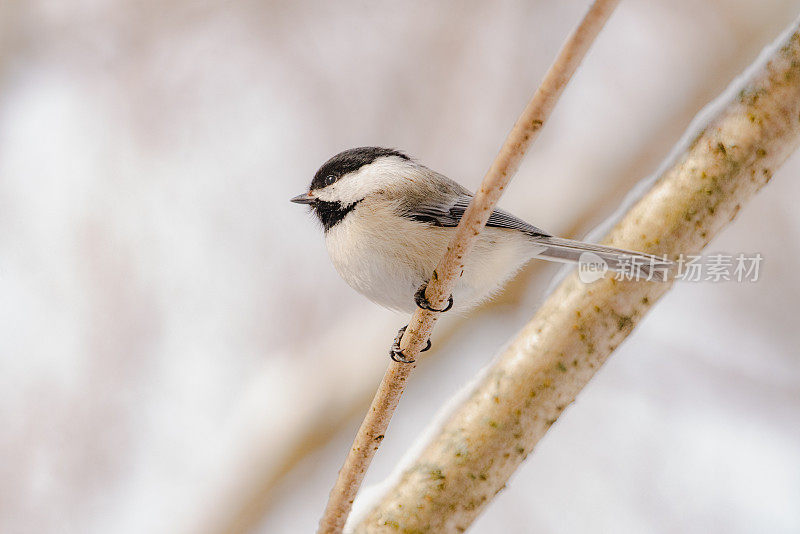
[356,17,800,533]
[317,1,621,532]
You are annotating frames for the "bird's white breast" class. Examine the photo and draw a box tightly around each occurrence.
[325,199,540,313]
[325,200,440,312]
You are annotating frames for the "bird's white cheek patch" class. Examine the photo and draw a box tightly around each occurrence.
[314,180,361,205]
[316,156,419,205]
[313,187,337,202]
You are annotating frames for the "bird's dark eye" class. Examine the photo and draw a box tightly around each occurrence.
[324,175,337,186]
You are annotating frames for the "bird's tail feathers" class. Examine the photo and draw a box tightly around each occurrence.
[531,236,674,282]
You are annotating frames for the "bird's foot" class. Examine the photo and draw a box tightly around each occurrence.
[389,325,431,364]
[414,283,453,313]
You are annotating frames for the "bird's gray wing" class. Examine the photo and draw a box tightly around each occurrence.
[404,194,550,237]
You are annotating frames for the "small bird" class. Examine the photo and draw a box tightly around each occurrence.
[292,147,668,362]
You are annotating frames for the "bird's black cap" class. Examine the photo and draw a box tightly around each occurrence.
[310,147,409,190]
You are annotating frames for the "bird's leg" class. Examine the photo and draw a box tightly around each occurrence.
[389,325,431,364]
[414,282,453,313]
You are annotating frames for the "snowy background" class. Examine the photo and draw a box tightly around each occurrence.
[1,1,799,533]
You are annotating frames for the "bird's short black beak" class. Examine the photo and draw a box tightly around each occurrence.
[290,192,316,205]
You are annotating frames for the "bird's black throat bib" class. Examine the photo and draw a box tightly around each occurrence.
[314,199,361,231]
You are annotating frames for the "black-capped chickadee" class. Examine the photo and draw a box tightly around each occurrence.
[292,147,668,362]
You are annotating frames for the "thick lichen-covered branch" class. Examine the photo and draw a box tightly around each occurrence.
[355,18,800,534]
[316,2,621,533]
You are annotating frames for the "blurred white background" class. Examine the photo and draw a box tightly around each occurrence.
[1,1,799,533]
